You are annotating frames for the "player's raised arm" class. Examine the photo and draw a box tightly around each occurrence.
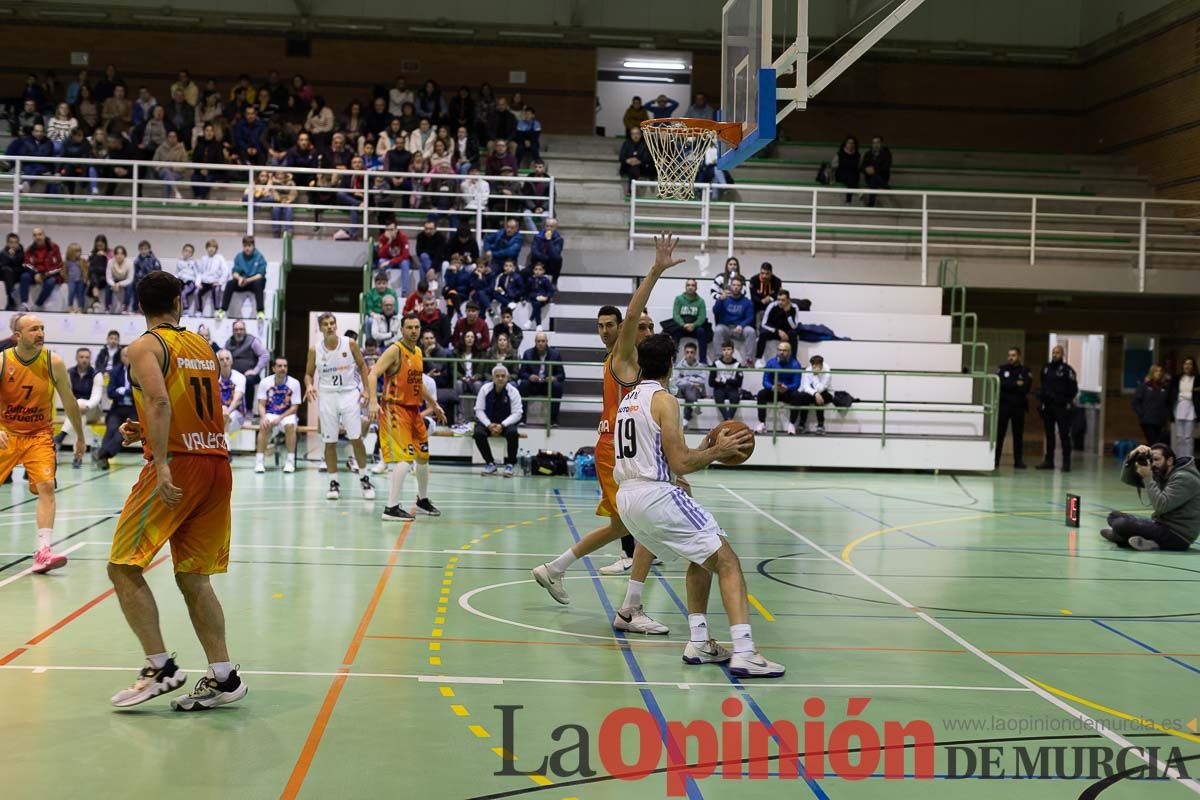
[366,343,399,421]
[612,232,685,381]
[49,352,86,459]
[653,390,749,476]
[304,345,319,402]
[126,336,182,507]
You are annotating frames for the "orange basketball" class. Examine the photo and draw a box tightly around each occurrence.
[707,420,755,466]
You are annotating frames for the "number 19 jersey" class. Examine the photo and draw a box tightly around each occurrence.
[613,380,674,485]
[134,324,228,460]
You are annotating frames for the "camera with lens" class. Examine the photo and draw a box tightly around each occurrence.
[1133,451,1151,467]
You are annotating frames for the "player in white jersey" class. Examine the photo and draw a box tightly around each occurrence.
[216,350,246,438]
[614,333,785,678]
[305,313,376,501]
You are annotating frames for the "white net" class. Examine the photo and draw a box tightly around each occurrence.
[640,120,720,201]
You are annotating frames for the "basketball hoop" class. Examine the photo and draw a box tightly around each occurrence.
[640,118,743,201]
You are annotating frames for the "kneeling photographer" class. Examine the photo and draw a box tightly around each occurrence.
[1102,444,1200,551]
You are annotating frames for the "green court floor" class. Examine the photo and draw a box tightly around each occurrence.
[2,453,1199,799]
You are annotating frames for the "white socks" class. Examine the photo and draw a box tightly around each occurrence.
[37,528,52,550]
[146,652,169,669]
[389,461,412,506]
[209,661,232,682]
[731,623,755,654]
[689,614,709,644]
[547,549,578,577]
[255,452,265,467]
[415,460,429,499]
[621,579,644,611]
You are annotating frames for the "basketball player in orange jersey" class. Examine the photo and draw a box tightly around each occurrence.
[533,233,684,634]
[367,313,447,522]
[0,313,87,574]
[106,272,247,711]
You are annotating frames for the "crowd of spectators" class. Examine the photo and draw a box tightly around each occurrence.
[822,135,893,205]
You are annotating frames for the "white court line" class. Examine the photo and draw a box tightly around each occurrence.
[0,541,91,590]
[0,663,1029,693]
[721,484,1200,793]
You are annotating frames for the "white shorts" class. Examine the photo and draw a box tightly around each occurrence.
[319,390,363,443]
[616,480,726,567]
[263,413,298,438]
[224,409,245,435]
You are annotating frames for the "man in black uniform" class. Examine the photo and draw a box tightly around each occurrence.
[996,347,1032,469]
[1038,344,1078,472]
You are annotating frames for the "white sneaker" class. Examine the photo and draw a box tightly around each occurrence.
[729,650,786,678]
[599,556,633,575]
[682,639,732,665]
[613,606,669,635]
[347,456,359,473]
[360,475,376,500]
[531,564,570,605]
[318,463,328,472]
[254,459,266,474]
[326,480,340,500]
[1128,536,1161,551]
[786,422,797,436]
[371,460,387,474]
[753,422,766,434]
[110,657,187,708]
[170,669,248,711]
[284,458,296,474]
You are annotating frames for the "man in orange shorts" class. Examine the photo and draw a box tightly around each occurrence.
[367,313,447,522]
[107,271,247,711]
[533,233,685,634]
[0,312,86,573]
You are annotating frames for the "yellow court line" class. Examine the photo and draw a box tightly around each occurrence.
[429,656,441,665]
[746,594,775,622]
[841,512,1006,563]
[1028,677,1200,743]
[450,704,469,717]
[439,686,454,697]
[468,725,490,738]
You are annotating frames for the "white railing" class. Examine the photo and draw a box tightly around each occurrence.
[627,180,1200,291]
[0,156,554,246]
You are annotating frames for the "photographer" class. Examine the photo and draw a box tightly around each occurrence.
[1101,444,1200,551]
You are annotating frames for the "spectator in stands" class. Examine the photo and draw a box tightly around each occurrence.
[254,357,302,474]
[66,70,90,106]
[516,107,541,166]
[474,364,523,477]
[395,101,420,134]
[175,243,200,312]
[710,342,744,421]
[486,96,517,144]
[484,307,517,350]
[195,239,227,315]
[171,70,200,107]
[484,218,523,264]
[389,76,414,117]
[62,242,86,314]
[20,227,64,311]
[528,216,563,283]
[646,94,680,119]
[94,64,121,104]
[365,270,399,315]
[305,96,335,150]
[65,346,104,427]
[408,117,437,160]
[105,245,135,313]
[468,257,496,313]
[492,259,525,312]
[665,278,712,362]
[456,329,486,420]
[748,261,781,324]
[226,320,269,410]
[100,132,138,196]
[46,103,78,154]
[191,123,226,200]
[713,276,757,366]
[102,84,132,129]
[442,254,468,319]
[453,124,480,174]
[270,172,297,237]
[234,105,268,165]
[448,223,480,266]
[75,86,100,134]
[217,348,247,440]
[363,96,393,141]
[219,235,268,320]
[623,97,650,133]
[710,256,742,301]
[58,127,94,194]
[676,342,708,428]
[9,123,56,192]
[1038,345,1077,472]
[487,332,520,378]
[130,239,162,312]
[93,345,135,470]
[448,86,475,131]
[152,129,188,200]
[518,331,564,426]
[132,86,157,128]
[95,329,121,374]
[416,220,448,273]
[1169,358,1198,459]
[418,294,451,348]
[133,105,171,161]
[1103,443,1200,551]
[417,79,448,123]
[1,233,24,311]
[485,139,518,176]
[524,262,555,326]
[1134,365,1170,446]
[758,288,800,358]
[618,127,651,196]
[861,135,892,207]
[367,294,402,349]
[833,136,861,204]
[521,159,554,229]
[376,222,415,294]
[453,301,491,352]
[196,323,220,356]
[754,340,804,435]
[402,280,429,315]
[687,92,716,121]
[798,355,833,434]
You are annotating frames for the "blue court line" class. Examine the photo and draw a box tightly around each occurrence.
[551,489,704,800]
[822,497,938,547]
[646,567,832,800]
[1091,620,1200,676]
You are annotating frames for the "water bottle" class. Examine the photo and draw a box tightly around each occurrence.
[518,449,530,476]
[567,450,577,478]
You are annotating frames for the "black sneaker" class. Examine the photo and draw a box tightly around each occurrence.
[360,474,376,500]
[171,669,248,711]
[382,505,415,522]
[110,656,187,707]
[415,497,441,517]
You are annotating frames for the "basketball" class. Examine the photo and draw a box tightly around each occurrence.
[707,420,755,466]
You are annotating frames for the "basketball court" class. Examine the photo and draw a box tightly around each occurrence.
[3,456,1197,798]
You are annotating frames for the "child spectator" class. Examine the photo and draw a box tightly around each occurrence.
[492,307,523,353]
[177,243,201,313]
[492,259,525,312]
[442,254,469,319]
[468,258,496,315]
[87,235,110,313]
[365,271,399,315]
[709,343,744,421]
[376,222,415,294]
[106,245,135,313]
[64,242,86,313]
[516,107,541,166]
[196,239,227,315]
[524,262,555,327]
[527,217,563,283]
[131,239,162,312]
[403,280,429,315]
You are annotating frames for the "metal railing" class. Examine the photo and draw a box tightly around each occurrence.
[0,155,554,245]
[367,354,998,446]
[628,180,1200,291]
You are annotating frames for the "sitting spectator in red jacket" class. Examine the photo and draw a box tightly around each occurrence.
[485,139,518,176]
[452,301,491,352]
[403,280,429,315]
[19,227,65,310]
[376,222,416,292]
[418,294,452,348]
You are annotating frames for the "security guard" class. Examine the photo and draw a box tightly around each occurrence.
[996,347,1033,469]
[1038,344,1078,472]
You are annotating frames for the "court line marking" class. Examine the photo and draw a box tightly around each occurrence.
[0,542,90,590]
[746,593,775,622]
[281,521,412,800]
[1029,677,1200,744]
[721,484,1200,794]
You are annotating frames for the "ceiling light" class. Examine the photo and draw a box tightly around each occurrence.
[617,74,675,83]
[589,33,653,43]
[317,22,384,31]
[499,30,565,39]
[132,13,203,24]
[225,18,293,28]
[410,25,476,35]
[37,9,108,19]
[623,59,687,71]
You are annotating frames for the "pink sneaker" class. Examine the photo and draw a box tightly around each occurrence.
[30,547,68,574]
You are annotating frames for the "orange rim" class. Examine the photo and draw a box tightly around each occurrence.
[640,117,743,148]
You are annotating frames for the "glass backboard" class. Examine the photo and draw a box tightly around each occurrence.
[719,0,776,169]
